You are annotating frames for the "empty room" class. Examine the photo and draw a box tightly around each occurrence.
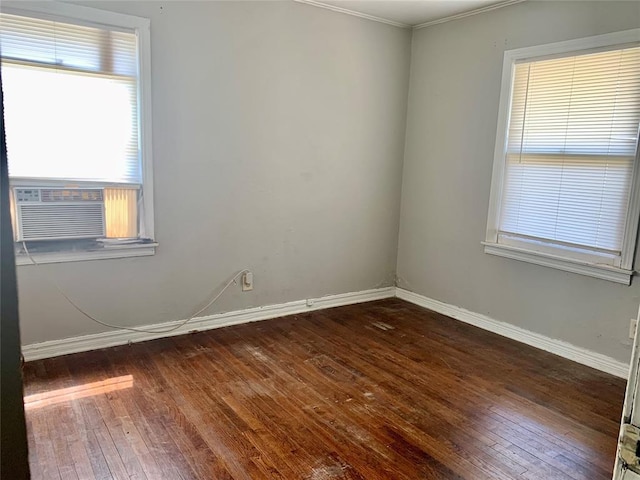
[1,0,640,478]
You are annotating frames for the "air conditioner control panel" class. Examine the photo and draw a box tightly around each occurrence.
[15,189,41,202]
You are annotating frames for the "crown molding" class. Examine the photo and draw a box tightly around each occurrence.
[293,0,411,29]
[294,0,525,31]
[413,0,526,30]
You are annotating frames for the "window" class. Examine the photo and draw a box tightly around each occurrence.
[485,30,640,284]
[0,2,155,264]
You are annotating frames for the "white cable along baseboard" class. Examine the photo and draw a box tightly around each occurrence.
[23,285,631,379]
[396,288,630,379]
[22,287,396,361]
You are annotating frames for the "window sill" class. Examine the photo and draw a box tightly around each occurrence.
[15,242,158,266]
[482,241,633,285]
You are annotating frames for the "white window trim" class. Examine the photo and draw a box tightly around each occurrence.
[14,243,159,266]
[484,29,640,285]
[1,1,156,265]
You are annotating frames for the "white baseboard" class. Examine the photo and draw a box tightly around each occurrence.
[22,287,395,362]
[23,285,630,379]
[396,288,630,378]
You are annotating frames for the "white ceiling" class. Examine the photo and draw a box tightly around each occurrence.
[305,0,521,27]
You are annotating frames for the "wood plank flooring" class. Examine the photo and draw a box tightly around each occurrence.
[23,298,626,479]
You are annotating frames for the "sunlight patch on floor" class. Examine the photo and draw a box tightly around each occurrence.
[24,374,133,410]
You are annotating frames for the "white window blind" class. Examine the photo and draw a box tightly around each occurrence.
[499,46,640,256]
[0,12,141,184]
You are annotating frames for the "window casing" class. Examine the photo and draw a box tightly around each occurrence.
[0,2,155,264]
[484,30,640,284]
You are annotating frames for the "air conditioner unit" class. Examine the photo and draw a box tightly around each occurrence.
[14,188,106,241]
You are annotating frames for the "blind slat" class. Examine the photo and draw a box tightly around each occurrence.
[0,13,137,75]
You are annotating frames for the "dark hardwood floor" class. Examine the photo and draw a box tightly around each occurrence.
[23,298,625,479]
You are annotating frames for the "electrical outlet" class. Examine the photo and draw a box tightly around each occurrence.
[242,271,253,291]
[630,318,638,340]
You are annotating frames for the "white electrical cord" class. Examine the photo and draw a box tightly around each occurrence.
[22,242,250,334]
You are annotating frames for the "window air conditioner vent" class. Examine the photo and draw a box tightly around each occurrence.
[14,188,106,241]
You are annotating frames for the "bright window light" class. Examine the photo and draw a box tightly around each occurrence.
[3,64,139,183]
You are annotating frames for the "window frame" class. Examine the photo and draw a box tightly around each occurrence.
[1,1,156,265]
[484,29,640,285]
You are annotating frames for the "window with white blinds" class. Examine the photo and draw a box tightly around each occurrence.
[0,12,141,184]
[0,3,154,255]
[485,31,640,283]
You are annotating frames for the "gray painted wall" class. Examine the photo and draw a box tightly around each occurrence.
[16,0,640,365]
[397,1,640,363]
[17,1,411,344]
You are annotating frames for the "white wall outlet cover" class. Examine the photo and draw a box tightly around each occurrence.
[630,318,638,340]
[242,272,253,291]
